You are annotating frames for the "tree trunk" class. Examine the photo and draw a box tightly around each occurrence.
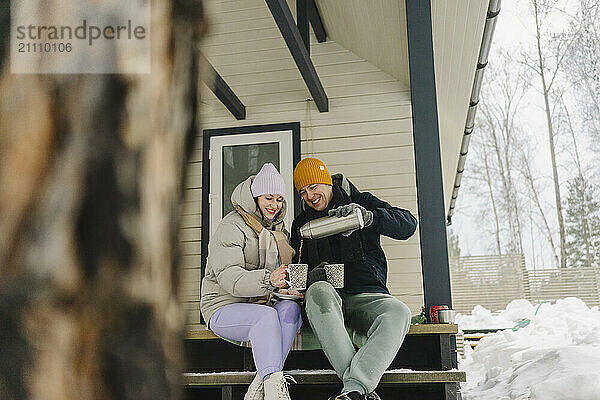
[521,151,559,267]
[502,139,525,256]
[0,1,205,399]
[498,88,525,256]
[533,0,567,268]
[486,109,522,255]
[483,146,503,256]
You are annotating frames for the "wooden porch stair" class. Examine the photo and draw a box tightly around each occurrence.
[183,324,464,400]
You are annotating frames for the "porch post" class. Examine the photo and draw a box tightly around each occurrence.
[405,0,452,316]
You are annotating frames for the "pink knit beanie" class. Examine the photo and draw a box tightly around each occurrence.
[250,163,286,198]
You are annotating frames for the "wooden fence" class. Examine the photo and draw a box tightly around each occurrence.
[449,254,600,313]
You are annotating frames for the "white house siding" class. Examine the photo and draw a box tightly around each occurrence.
[179,0,424,330]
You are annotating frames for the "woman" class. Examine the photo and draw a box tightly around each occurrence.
[200,163,302,400]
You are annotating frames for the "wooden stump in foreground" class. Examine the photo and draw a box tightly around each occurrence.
[0,1,205,399]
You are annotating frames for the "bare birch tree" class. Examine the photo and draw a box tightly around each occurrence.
[523,0,576,268]
[518,145,560,267]
[482,145,503,256]
[562,0,600,152]
[461,130,504,255]
[476,55,530,257]
[557,0,600,266]
[0,1,205,400]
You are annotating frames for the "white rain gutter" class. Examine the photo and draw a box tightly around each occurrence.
[446,0,501,225]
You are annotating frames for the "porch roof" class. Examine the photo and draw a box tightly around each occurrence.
[201,0,495,217]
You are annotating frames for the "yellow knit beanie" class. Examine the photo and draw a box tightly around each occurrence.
[293,157,332,191]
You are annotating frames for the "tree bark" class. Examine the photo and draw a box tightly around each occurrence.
[0,1,205,399]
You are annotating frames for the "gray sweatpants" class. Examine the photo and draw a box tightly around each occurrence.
[304,281,411,395]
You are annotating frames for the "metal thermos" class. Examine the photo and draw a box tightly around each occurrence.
[299,209,364,239]
[437,309,456,324]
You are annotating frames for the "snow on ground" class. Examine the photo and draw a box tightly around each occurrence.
[458,298,600,400]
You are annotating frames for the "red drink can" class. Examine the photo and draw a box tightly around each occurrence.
[430,305,449,324]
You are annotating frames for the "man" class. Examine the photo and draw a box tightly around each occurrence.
[290,158,418,400]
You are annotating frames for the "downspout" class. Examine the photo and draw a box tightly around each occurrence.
[446,0,501,225]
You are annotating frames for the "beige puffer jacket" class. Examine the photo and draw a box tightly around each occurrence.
[200,176,288,324]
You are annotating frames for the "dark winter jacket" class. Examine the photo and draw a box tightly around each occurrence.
[290,174,418,294]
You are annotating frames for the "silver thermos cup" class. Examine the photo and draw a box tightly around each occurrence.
[299,209,365,239]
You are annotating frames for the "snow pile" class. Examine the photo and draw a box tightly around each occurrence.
[459,298,600,400]
[456,299,536,330]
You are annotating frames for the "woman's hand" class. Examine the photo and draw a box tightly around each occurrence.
[269,264,288,288]
[277,288,304,297]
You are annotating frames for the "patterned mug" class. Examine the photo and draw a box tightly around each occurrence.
[324,263,344,289]
[287,264,308,290]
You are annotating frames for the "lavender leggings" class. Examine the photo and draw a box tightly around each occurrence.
[209,300,302,380]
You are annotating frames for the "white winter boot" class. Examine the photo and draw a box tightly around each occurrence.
[244,373,264,400]
[263,371,293,400]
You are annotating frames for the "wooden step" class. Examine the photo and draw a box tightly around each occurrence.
[184,369,466,386]
[186,323,458,341]
[184,324,459,372]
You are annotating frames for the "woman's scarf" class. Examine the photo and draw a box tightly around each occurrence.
[235,206,295,271]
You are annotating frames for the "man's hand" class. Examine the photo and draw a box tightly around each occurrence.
[328,203,373,235]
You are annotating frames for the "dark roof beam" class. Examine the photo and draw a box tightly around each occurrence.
[202,57,246,120]
[297,0,309,54]
[307,0,327,43]
[266,0,328,112]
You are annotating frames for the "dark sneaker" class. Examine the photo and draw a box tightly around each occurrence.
[328,392,364,400]
[365,392,381,400]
